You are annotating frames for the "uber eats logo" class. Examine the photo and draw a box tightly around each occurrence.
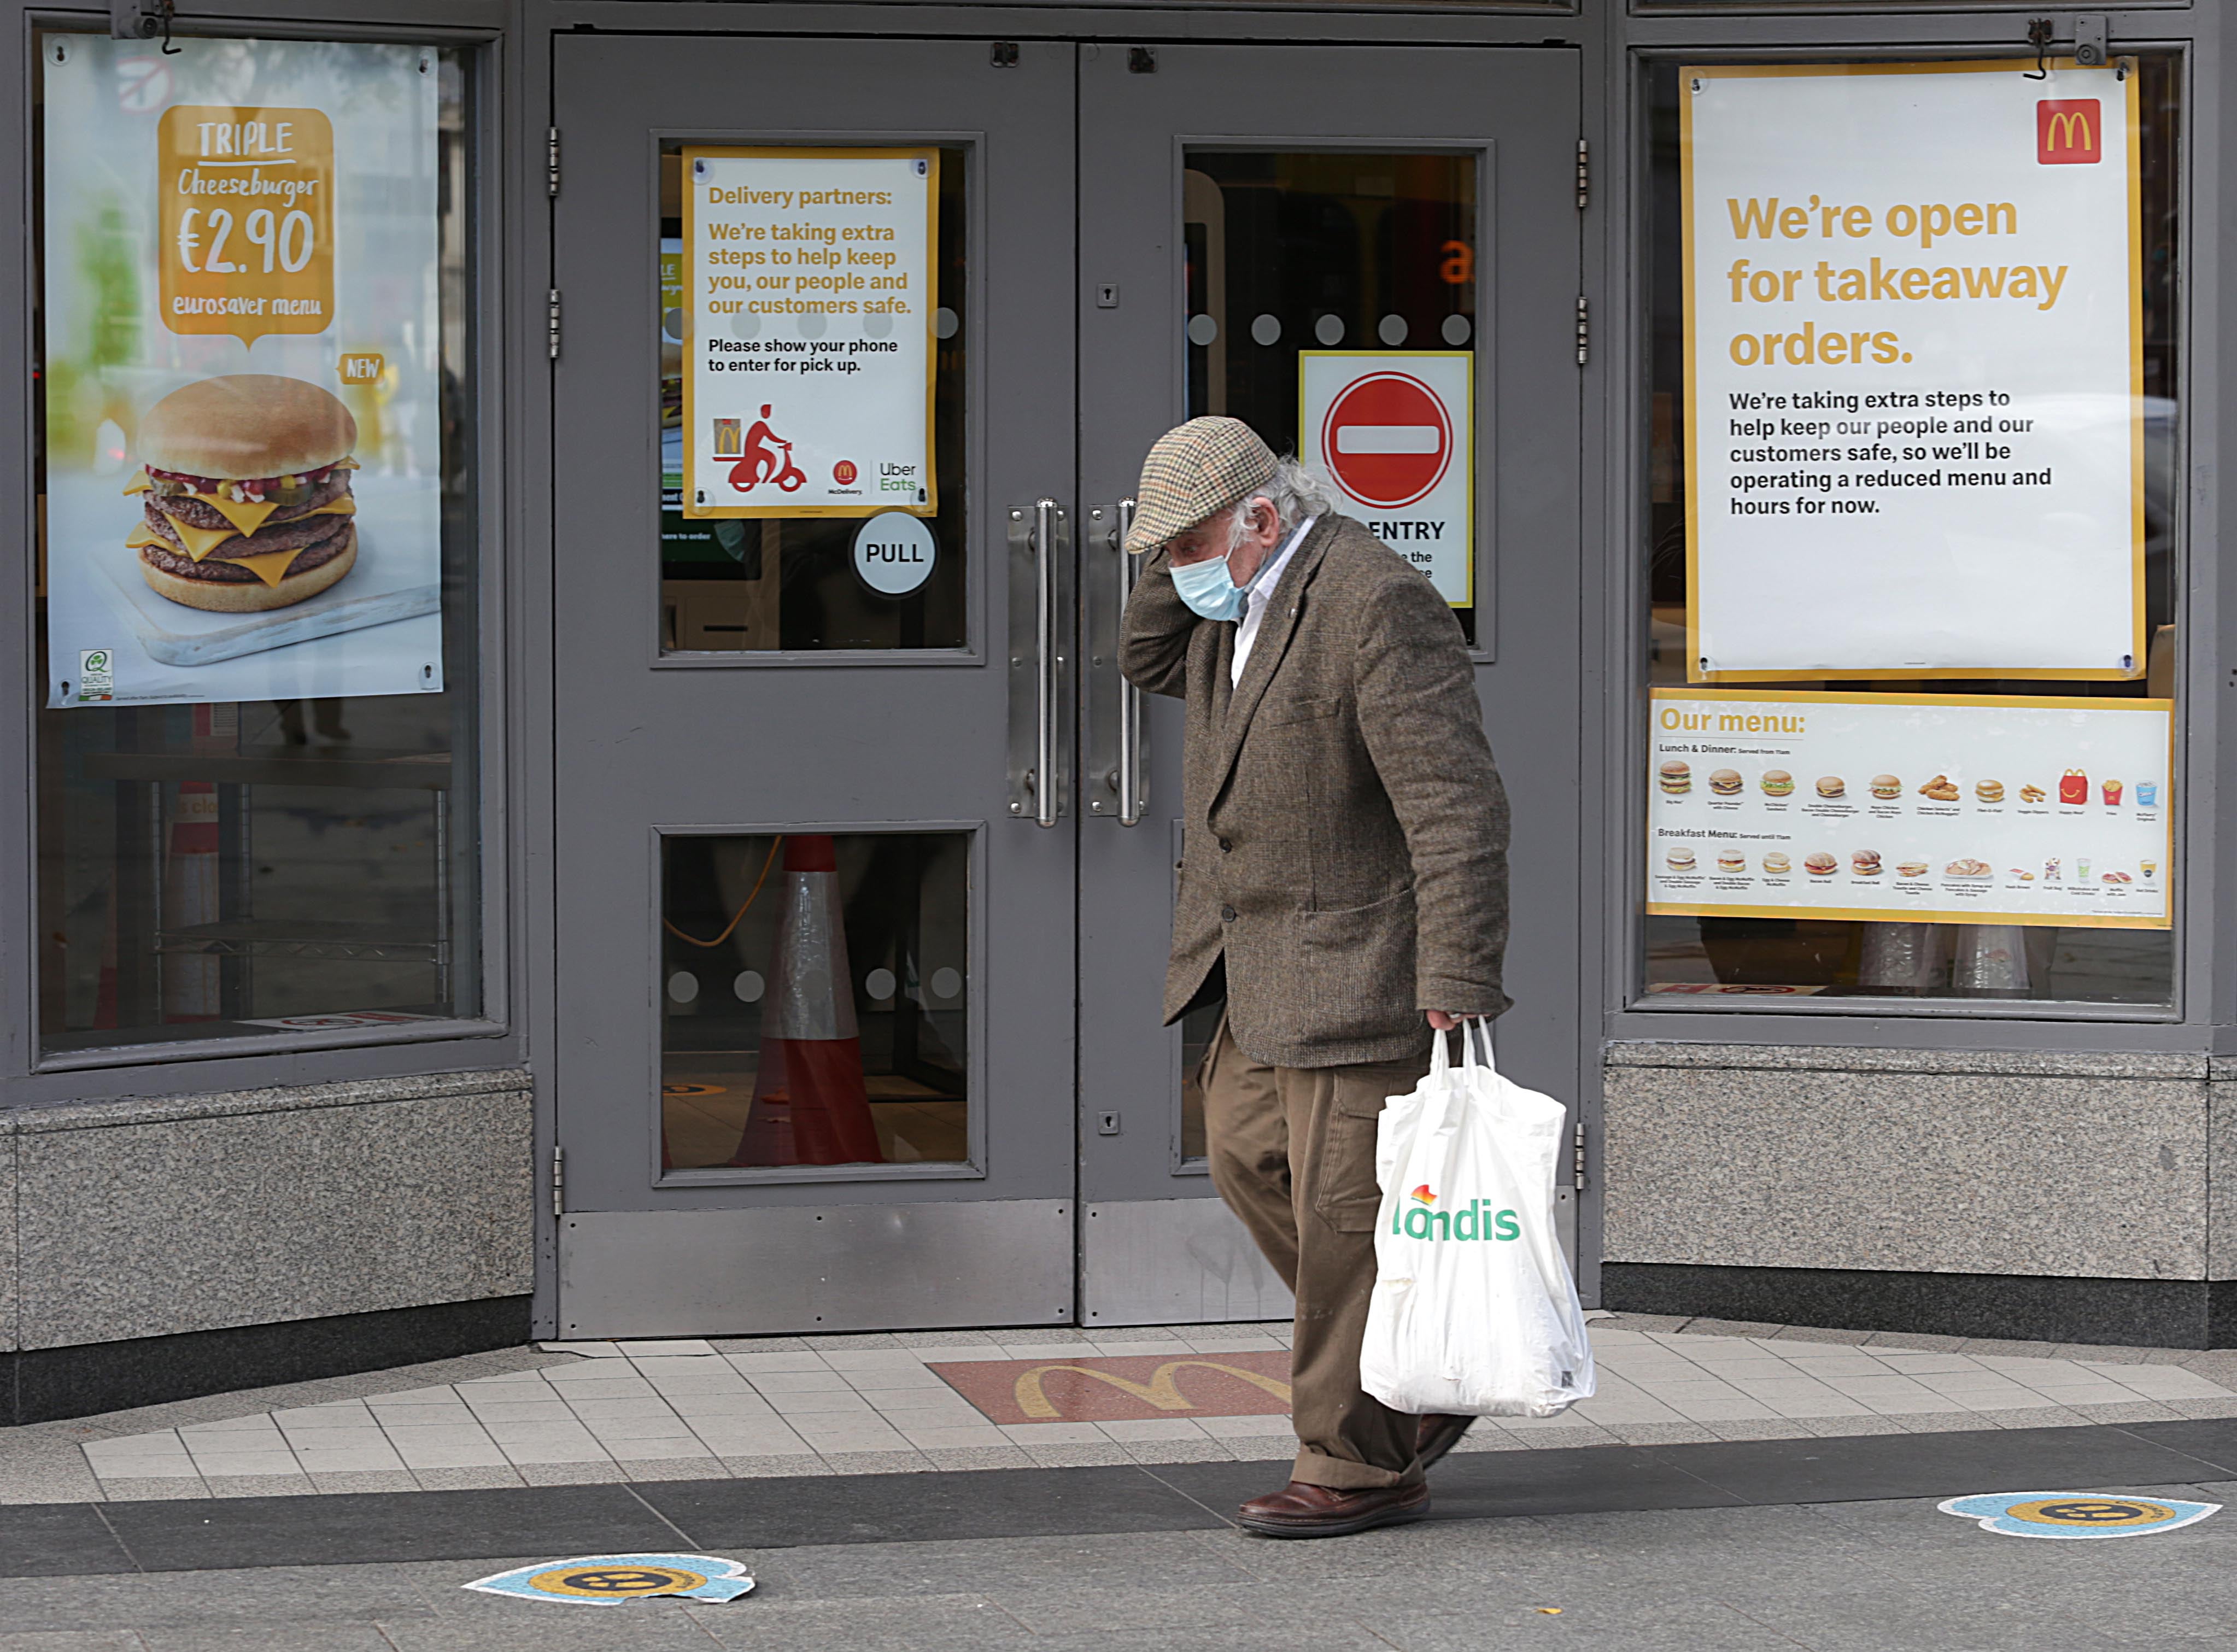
[1394,1185,1520,1242]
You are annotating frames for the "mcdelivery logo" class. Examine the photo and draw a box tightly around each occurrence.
[832,460,858,485]
[1394,1187,1521,1242]
[2037,99,2101,165]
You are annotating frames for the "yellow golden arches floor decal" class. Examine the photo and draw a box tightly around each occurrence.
[1011,1361,1295,1421]
[928,1350,1296,1425]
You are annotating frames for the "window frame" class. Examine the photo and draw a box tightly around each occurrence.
[1607,34,2207,1038]
[4,3,514,1095]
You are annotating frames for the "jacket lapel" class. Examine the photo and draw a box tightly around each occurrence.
[1210,517,1337,800]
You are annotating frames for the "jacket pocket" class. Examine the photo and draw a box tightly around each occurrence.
[1260,693,1342,727]
[1295,886,1419,1046]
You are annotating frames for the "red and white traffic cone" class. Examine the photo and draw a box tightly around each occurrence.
[729,835,883,1165]
[162,780,221,1023]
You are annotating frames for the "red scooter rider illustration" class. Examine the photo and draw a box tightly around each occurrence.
[729,405,807,494]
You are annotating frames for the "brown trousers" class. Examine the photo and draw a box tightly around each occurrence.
[1199,1019,1432,1490]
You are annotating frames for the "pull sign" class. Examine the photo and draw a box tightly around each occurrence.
[853,509,938,597]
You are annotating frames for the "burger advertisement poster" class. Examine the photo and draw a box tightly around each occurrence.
[681,147,937,520]
[42,34,443,709]
[1682,61,2144,681]
[1647,688,2172,930]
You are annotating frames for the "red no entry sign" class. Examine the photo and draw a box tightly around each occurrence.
[1318,371,1454,509]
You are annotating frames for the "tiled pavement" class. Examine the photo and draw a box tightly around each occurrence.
[12,1313,2237,1503]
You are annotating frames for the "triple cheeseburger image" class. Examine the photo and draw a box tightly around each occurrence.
[122,375,360,613]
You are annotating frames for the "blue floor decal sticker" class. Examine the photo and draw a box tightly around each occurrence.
[463,1554,757,1604]
[1938,1492,2221,1540]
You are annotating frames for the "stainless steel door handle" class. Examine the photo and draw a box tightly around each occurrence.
[1007,500,1070,826]
[1032,497,1060,828]
[1084,498,1147,827]
[1111,497,1145,826]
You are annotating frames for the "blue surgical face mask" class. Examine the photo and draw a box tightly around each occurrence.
[1170,547,1267,622]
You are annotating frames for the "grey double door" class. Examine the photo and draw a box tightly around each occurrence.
[549,31,1583,1338]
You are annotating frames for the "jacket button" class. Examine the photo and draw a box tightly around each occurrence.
[1219,838,1232,852]
[1221,904,1237,922]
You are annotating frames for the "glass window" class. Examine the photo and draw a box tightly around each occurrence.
[34,34,480,1056]
[1182,151,1479,646]
[1639,57,2180,1008]
[658,145,966,653]
[660,831,969,1171]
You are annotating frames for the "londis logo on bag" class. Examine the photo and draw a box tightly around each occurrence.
[1394,1185,1521,1242]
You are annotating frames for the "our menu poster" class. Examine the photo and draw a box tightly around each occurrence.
[682,148,936,519]
[1647,689,2172,929]
[1682,61,2145,681]
[42,35,444,708]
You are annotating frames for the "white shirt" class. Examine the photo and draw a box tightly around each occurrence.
[1231,517,1316,687]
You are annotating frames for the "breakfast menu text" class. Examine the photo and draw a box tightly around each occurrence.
[1647,690,2172,930]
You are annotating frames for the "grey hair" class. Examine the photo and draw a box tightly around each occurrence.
[1225,458,1338,549]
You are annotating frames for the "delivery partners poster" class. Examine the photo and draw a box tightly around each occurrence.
[42,35,443,709]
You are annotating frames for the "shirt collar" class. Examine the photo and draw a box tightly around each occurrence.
[1249,516,1315,607]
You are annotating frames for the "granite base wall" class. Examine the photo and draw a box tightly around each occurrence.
[0,1067,534,1420]
[1602,1043,2237,1344]
[0,1296,532,1425]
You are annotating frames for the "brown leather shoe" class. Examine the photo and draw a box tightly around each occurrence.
[1416,1413,1473,1470]
[1234,1479,1430,1539]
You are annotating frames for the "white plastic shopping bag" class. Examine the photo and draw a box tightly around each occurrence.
[1358,1021,1596,1417]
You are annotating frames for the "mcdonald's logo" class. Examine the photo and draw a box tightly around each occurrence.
[1013,1360,1293,1420]
[2037,99,2101,165]
[928,1348,1298,1423]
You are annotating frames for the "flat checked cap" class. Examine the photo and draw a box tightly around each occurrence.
[1123,417,1278,554]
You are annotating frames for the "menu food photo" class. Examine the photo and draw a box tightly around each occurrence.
[42,34,444,708]
[1647,689,2171,929]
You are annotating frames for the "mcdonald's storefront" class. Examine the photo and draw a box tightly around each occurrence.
[2,0,2233,1423]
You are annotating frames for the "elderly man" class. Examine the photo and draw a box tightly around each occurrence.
[1120,417,1511,1539]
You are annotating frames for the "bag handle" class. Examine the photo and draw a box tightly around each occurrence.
[1462,1015,1497,1076]
[1428,1020,1454,1083]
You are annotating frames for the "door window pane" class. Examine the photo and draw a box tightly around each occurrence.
[661,831,969,1170]
[1182,151,1478,645]
[1178,998,1219,1163]
[658,145,967,653]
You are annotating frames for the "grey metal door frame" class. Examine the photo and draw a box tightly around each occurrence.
[547,31,1583,1338]
[1074,42,1588,1325]
[548,34,1081,1337]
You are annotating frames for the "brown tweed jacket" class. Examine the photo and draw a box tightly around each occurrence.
[1119,514,1510,1068]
